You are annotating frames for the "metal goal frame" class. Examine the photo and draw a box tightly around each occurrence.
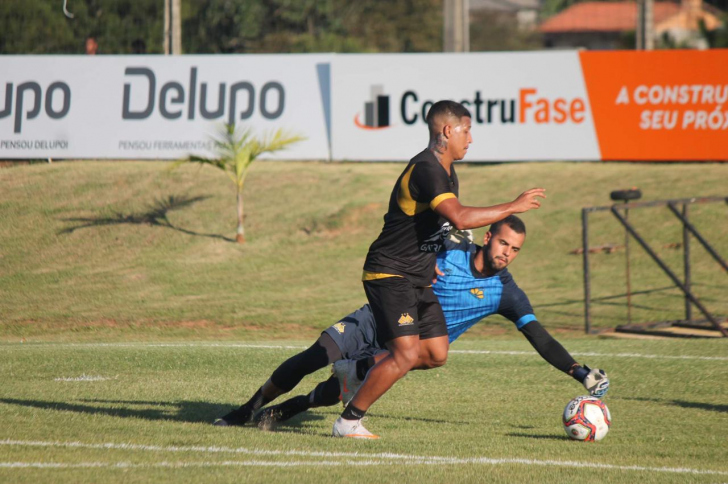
[581,196,728,337]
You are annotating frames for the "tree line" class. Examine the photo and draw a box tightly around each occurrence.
[1,0,725,55]
[0,0,443,54]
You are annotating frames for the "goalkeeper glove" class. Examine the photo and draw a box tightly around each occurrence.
[571,365,609,398]
[447,228,474,243]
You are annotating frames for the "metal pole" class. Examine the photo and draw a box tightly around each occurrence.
[645,0,654,50]
[462,0,470,53]
[172,0,182,55]
[682,203,693,321]
[443,0,469,52]
[164,0,182,55]
[636,0,644,49]
[636,0,654,50]
[443,0,453,51]
[164,0,171,55]
[164,0,170,55]
[611,207,728,336]
[582,208,592,334]
[667,202,728,272]
[624,204,632,324]
[587,196,727,213]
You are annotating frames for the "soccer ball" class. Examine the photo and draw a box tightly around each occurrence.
[563,396,611,442]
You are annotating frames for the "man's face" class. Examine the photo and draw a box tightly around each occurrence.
[483,225,525,272]
[86,38,98,55]
[448,116,472,161]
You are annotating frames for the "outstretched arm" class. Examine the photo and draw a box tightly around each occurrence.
[519,321,610,397]
[434,188,546,230]
[519,320,576,373]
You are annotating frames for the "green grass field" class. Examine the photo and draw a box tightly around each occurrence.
[0,160,726,339]
[0,160,727,482]
[1,338,727,483]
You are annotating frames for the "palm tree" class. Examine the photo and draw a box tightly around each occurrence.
[175,124,304,243]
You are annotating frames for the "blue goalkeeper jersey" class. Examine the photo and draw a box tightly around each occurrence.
[434,236,537,342]
[325,236,537,358]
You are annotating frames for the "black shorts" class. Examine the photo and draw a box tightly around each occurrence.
[363,277,448,347]
[322,305,384,360]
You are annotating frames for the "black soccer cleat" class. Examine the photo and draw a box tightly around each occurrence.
[213,405,254,427]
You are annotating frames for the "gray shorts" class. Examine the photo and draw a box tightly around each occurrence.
[322,304,384,360]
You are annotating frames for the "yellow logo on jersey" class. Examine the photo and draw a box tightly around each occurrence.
[398,313,414,326]
[470,288,484,299]
[332,322,346,334]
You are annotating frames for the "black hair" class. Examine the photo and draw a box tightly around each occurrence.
[489,215,526,236]
[426,100,471,134]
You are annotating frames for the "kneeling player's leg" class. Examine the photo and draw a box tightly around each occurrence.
[269,332,342,394]
[256,376,341,429]
[215,333,341,426]
[310,375,342,407]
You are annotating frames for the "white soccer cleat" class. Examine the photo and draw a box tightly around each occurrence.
[332,359,362,405]
[332,417,379,439]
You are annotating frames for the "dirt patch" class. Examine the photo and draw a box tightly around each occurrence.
[1,319,323,342]
[0,161,32,168]
[300,202,382,237]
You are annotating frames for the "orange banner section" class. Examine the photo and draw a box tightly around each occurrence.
[579,50,728,161]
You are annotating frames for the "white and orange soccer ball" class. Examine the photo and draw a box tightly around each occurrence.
[563,396,611,442]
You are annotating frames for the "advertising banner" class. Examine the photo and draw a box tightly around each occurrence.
[331,52,601,161]
[2,50,727,161]
[0,55,332,160]
[580,50,728,161]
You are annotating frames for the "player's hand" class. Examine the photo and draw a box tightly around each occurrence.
[582,366,609,398]
[571,364,609,398]
[451,229,474,243]
[433,264,444,284]
[510,188,546,213]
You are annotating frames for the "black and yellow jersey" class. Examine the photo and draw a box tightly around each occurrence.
[363,149,459,287]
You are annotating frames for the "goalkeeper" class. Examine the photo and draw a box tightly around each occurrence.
[214,215,609,429]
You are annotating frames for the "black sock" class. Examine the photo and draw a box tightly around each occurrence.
[260,395,311,423]
[341,402,367,421]
[310,378,341,407]
[292,394,312,410]
[355,357,375,381]
[244,387,274,412]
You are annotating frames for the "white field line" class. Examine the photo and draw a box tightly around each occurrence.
[54,375,115,382]
[1,343,307,350]
[450,349,728,362]
[0,440,727,476]
[0,460,419,469]
[2,342,727,361]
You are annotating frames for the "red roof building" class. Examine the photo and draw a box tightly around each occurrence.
[539,0,723,49]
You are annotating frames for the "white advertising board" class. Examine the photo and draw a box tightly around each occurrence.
[0,55,332,159]
[5,51,723,161]
[330,52,601,161]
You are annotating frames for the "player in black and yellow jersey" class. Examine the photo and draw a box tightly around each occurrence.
[332,100,546,438]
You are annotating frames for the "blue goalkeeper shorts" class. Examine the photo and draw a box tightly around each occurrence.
[322,304,384,360]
